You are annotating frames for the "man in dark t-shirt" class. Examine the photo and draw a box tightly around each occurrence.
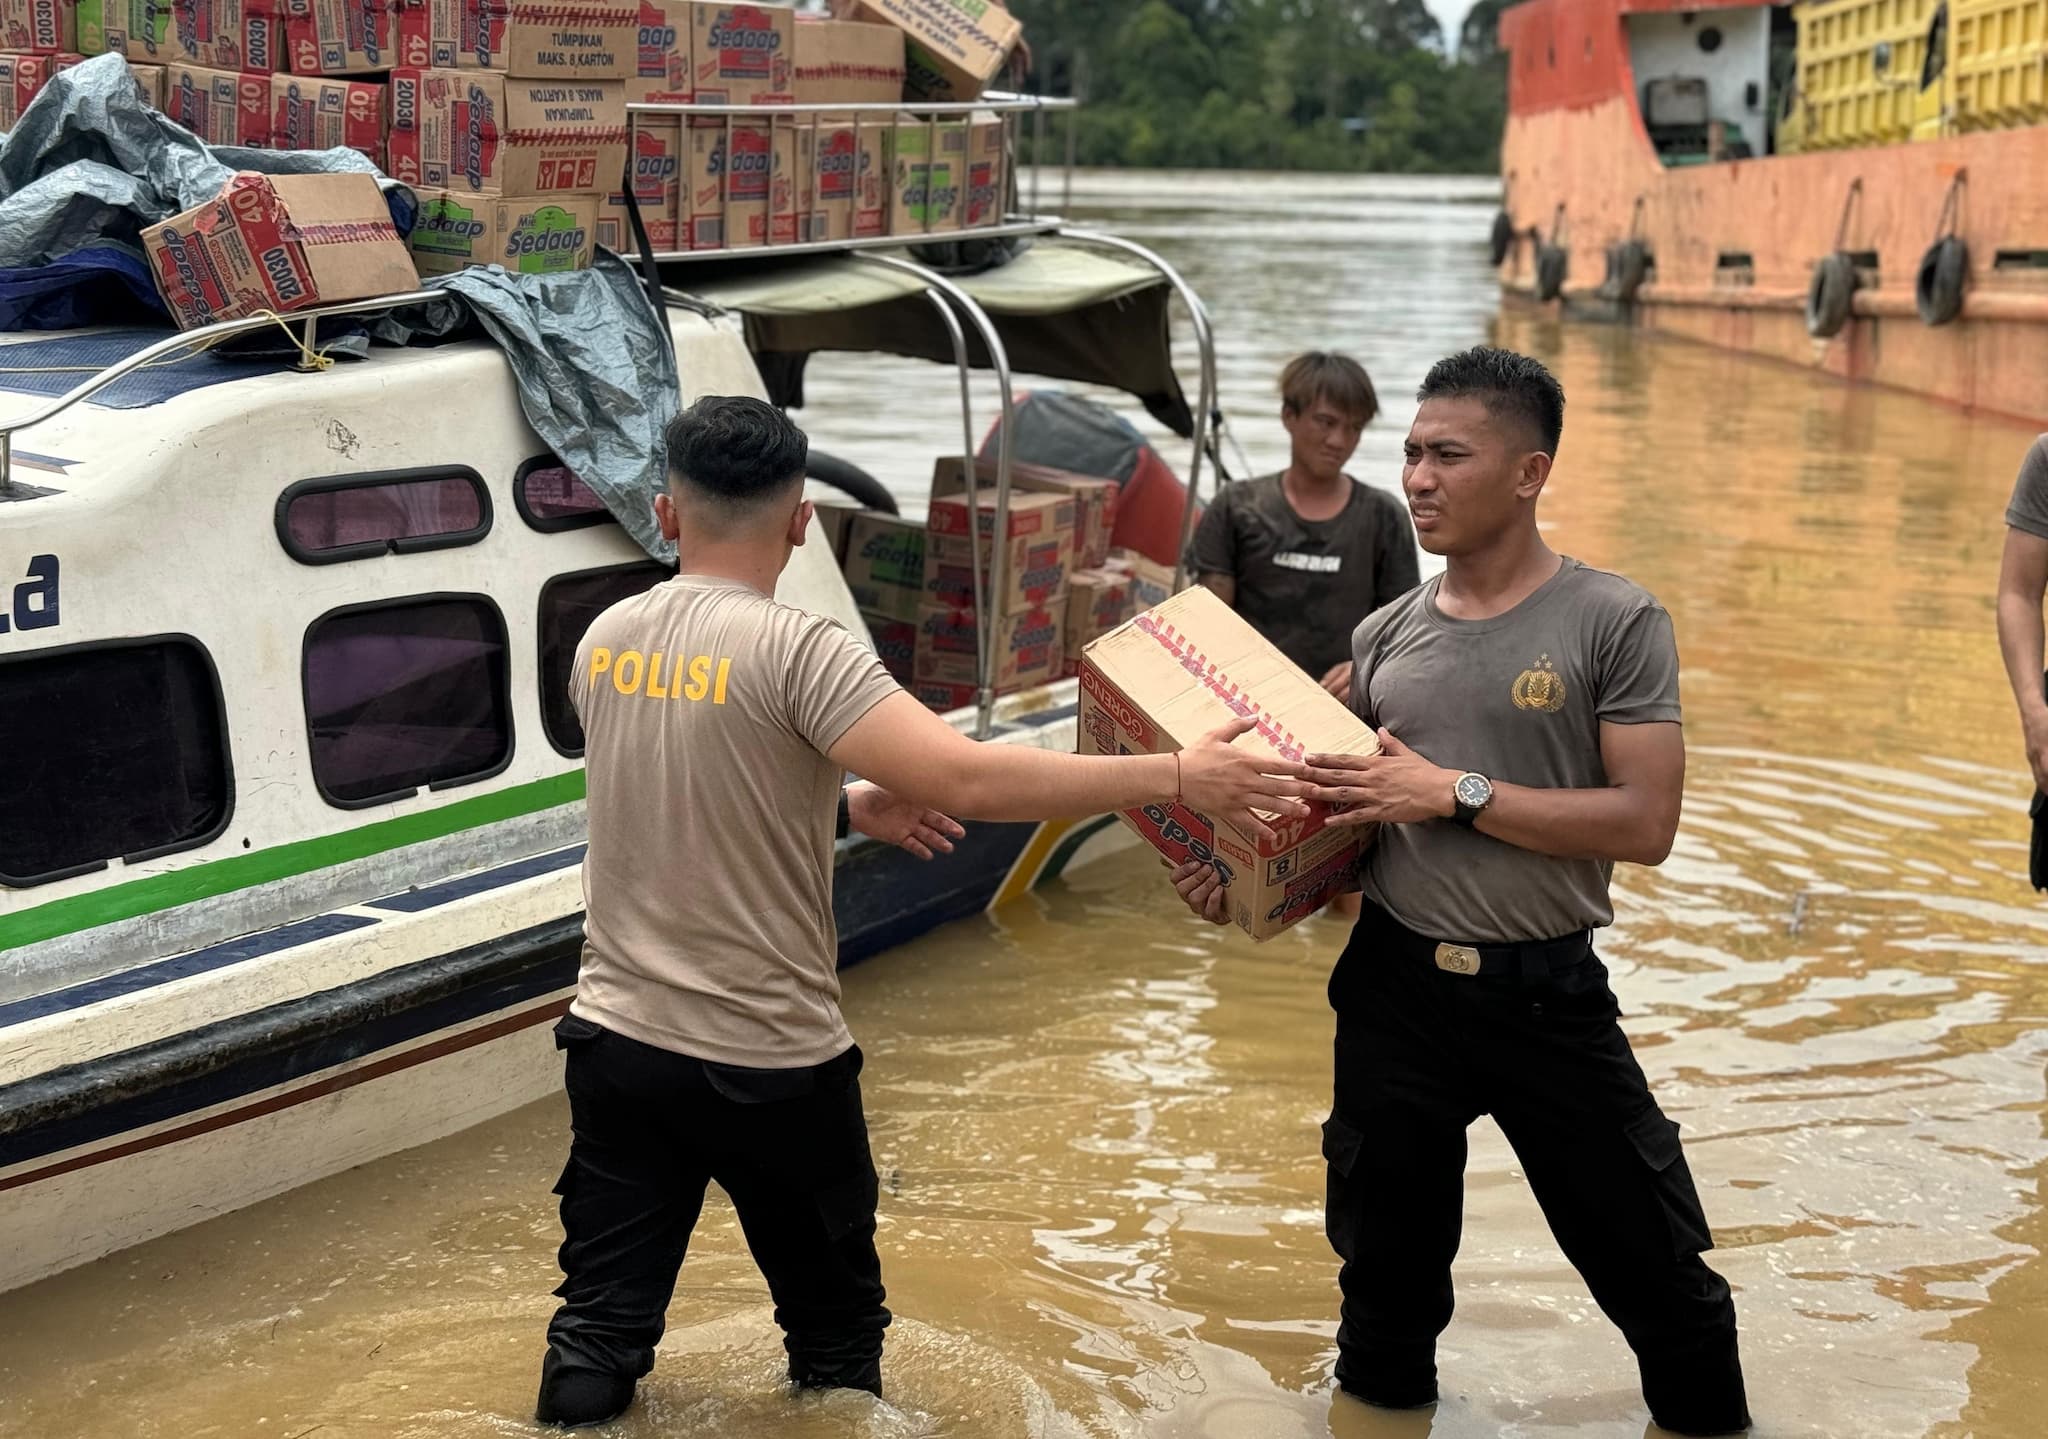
[1170,349,1750,1436]
[1188,352,1420,697]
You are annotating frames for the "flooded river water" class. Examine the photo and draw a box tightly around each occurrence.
[4,173,2047,1437]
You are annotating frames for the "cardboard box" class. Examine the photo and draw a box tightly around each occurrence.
[283,0,396,76]
[167,0,285,72]
[1077,586,1379,940]
[596,112,680,252]
[1064,567,1134,676]
[128,57,166,105]
[835,0,1016,103]
[624,0,690,101]
[769,117,797,245]
[912,679,974,711]
[964,105,1002,226]
[388,69,626,196]
[808,116,854,239]
[914,600,1061,691]
[927,457,1075,613]
[792,14,899,105]
[0,0,75,53]
[0,51,80,125]
[78,0,109,54]
[888,112,959,235]
[143,169,415,329]
[165,62,271,146]
[271,73,384,162]
[853,114,887,235]
[411,189,596,274]
[111,0,172,61]
[861,609,914,686]
[791,118,814,240]
[811,499,859,563]
[682,115,722,247]
[721,117,770,247]
[690,0,789,103]
[396,0,638,78]
[1104,547,1175,612]
[841,510,924,623]
[945,455,1115,569]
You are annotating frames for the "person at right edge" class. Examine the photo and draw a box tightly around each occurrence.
[1170,349,1750,1435]
[1993,431,2048,891]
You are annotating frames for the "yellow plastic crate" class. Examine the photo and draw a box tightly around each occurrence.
[1792,0,1939,147]
[1951,0,2048,132]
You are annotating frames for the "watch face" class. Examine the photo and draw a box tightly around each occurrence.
[1455,773,1492,809]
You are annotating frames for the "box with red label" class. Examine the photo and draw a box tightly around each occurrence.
[1103,546,1175,612]
[913,601,1061,692]
[165,62,270,145]
[1077,585,1380,941]
[128,58,167,105]
[271,73,383,162]
[388,69,625,196]
[808,116,853,239]
[690,0,788,103]
[1063,567,1133,677]
[596,112,679,252]
[926,456,1074,614]
[792,14,898,106]
[0,0,75,53]
[0,51,79,125]
[682,115,722,247]
[396,0,637,78]
[768,118,798,244]
[853,114,886,235]
[624,0,689,100]
[860,609,914,686]
[720,117,770,246]
[283,0,396,76]
[945,454,1116,569]
[167,0,285,72]
[141,169,417,329]
[964,105,1002,226]
[911,679,973,712]
[835,0,1016,103]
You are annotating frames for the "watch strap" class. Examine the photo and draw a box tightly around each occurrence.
[835,788,850,841]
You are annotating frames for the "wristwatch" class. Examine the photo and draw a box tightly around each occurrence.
[1451,772,1493,828]
[836,788,851,841]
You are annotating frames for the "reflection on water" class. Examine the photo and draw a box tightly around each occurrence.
[4,172,2047,1438]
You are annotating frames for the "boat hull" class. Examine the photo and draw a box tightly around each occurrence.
[0,804,1131,1296]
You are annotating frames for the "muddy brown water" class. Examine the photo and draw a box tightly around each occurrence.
[3,172,2045,1438]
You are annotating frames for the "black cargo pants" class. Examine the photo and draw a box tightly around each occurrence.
[541,1015,890,1405]
[1323,904,1748,1436]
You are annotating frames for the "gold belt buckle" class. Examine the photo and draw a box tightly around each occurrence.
[1433,943,1481,975]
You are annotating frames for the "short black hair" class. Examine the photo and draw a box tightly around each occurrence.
[1415,347,1565,456]
[664,395,808,513]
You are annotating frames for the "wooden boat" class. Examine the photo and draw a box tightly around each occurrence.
[1496,0,2048,424]
[0,162,1218,1289]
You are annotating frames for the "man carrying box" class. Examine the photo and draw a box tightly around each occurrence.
[1170,349,1749,1437]
[538,395,1309,1427]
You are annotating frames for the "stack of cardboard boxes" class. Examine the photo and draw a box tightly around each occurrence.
[828,456,1174,714]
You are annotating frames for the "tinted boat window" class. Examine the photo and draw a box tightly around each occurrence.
[303,595,512,808]
[278,469,491,563]
[515,455,615,532]
[0,637,233,886]
[537,562,672,755]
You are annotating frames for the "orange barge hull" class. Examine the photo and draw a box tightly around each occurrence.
[1497,0,2048,426]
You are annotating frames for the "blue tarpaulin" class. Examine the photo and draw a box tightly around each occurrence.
[0,53,681,561]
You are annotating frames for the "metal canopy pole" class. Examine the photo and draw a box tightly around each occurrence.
[855,252,1015,740]
[1056,229,1217,593]
[917,288,990,676]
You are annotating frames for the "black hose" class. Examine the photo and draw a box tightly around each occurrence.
[806,449,898,514]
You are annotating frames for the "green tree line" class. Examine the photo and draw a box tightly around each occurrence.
[1011,0,1512,174]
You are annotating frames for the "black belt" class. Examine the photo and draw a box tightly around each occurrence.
[1374,907,1592,979]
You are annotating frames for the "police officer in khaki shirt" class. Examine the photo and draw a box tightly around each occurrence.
[1173,350,1750,1436]
[536,396,1312,1427]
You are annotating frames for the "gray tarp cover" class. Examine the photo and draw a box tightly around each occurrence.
[3,53,682,562]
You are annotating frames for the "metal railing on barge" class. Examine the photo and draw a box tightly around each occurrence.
[0,92,1221,743]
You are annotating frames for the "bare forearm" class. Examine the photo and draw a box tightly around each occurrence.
[929,746,1179,822]
[1997,589,2048,722]
[1472,782,1675,866]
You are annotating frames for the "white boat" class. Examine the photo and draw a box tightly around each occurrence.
[0,166,1225,1293]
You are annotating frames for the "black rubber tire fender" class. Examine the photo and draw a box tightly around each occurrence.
[804,449,898,514]
[1489,209,1515,267]
[1612,240,1651,303]
[1805,252,1857,339]
[1535,243,1568,302]
[1915,234,1968,327]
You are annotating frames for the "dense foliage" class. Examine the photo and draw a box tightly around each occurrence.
[1011,0,1512,174]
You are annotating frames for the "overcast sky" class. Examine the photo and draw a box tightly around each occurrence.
[1429,0,1478,53]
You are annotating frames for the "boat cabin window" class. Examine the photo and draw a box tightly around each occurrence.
[515,455,617,533]
[0,637,233,886]
[537,562,673,756]
[276,468,492,564]
[303,595,513,809]
[1626,6,1773,163]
